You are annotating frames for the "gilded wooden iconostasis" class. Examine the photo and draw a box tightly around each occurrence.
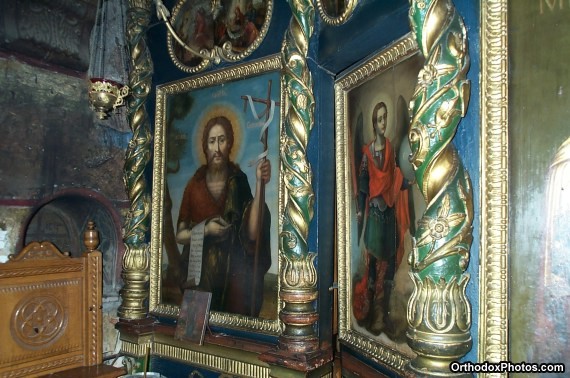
[4,1,568,377]
[114,0,481,377]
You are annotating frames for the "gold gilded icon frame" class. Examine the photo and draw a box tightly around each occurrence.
[479,0,508,368]
[150,55,283,335]
[481,0,570,373]
[335,34,422,373]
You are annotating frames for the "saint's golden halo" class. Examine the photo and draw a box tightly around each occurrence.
[364,96,395,142]
[195,104,243,165]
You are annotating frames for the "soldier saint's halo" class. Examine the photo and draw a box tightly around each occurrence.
[195,104,243,165]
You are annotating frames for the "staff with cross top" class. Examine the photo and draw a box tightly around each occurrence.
[241,80,280,315]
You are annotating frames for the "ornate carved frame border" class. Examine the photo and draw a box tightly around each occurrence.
[335,34,418,375]
[479,0,509,372]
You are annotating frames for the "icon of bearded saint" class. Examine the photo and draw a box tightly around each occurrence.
[176,115,272,317]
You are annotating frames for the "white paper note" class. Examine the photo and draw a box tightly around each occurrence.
[187,221,205,287]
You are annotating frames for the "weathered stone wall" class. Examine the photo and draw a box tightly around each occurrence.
[0,56,129,205]
[0,54,130,254]
[0,54,130,357]
[0,0,96,71]
[0,0,131,360]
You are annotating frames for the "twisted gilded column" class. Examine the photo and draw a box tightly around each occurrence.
[261,0,324,372]
[406,0,473,376]
[118,0,153,320]
[278,0,318,354]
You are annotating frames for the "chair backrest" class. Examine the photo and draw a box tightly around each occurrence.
[0,222,103,378]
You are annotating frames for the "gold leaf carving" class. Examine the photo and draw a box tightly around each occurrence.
[408,273,471,333]
[281,253,317,289]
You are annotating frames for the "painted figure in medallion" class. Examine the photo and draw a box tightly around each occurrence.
[171,0,268,67]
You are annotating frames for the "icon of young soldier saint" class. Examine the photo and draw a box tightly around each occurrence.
[352,101,412,337]
[176,115,271,317]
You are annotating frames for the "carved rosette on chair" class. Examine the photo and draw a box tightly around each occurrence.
[406,0,473,376]
[118,0,153,322]
[260,0,326,372]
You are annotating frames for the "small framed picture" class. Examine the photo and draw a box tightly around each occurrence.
[175,290,212,345]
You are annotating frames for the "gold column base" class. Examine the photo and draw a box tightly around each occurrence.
[116,317,155,367]
[259,284,332,375]
[118,244,150,320]
[278,287,319,353]
[405,274,472,377]
[405,328,472,377]
[118,281,149,320]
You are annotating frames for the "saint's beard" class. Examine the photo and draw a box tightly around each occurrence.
[207,154,229,174]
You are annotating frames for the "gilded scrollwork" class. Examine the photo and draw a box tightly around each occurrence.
[412,178,472,272]
[406,0,473,375]
[407,274,470,333]
[280,0,315,262]
[281,253,317,289]
[150,302,281,334]
[340,332,408,373]
[157,56,281,96]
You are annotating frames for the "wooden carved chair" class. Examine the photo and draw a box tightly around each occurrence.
[0,222,125,378]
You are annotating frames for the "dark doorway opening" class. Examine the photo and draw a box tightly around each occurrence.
[24,193,123,298]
